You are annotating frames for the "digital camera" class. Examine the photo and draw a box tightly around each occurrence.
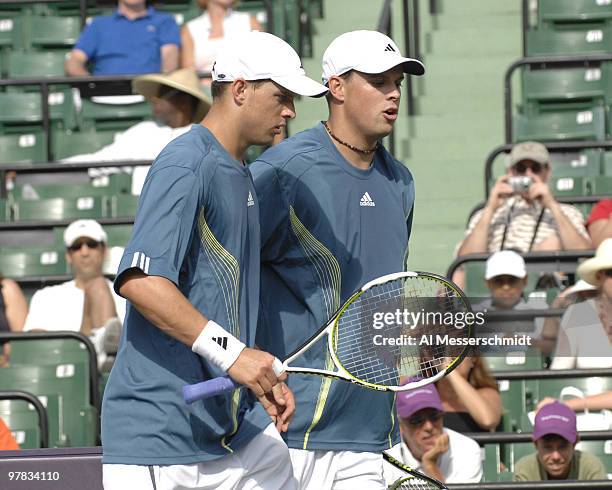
[508,176,532,194]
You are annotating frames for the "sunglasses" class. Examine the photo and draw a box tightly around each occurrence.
[604,269,612,278]
[405,410,444,427]
[512,160,548,174]
[68,240,102,252]
[490,275,523,287]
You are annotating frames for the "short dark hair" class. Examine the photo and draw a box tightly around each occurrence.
[211,79,270,100]
[325,71,353,104]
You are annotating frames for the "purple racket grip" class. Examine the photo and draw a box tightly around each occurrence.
[183,376,239,404]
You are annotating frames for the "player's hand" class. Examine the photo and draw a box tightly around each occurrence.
[227,347,286,396]
[485,176,513,211]
[258,382,295,432]
[528,173,554,208]
[536,397,557,412]
[422,433,449,463]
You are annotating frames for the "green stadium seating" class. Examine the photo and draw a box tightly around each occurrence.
[29,16,80,48]
[485,349,546,372]
[526,27,612,56]
[110,193,139,218]
[603,151,612,175]
[549,149,602,178]
[513,106,606,142]
[0,364,96,446]
[551,176,591,197]
[0,16,22,48]
[0,398,43,449]
[52,129,117,160]
[13,180,120,200]
[538,0,612,24]
[0,90,77,131]
[589,175,612,194]
[496,378,537,432]
[104,224,133,247]
[0,132,46,164]
[7,49,67,78]
[80,98,152,132]
[0,247,67,277]
[14,195,108,221]
[521,65,611,112]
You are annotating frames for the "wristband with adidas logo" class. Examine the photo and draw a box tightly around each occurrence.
[192,320,246,372]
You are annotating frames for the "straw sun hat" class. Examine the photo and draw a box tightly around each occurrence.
[132,68,211,123]
[577,238,612,286]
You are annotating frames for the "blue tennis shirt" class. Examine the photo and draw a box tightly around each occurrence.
[251,122,415,452]
[75,7,180,75]
[102,125,268,465]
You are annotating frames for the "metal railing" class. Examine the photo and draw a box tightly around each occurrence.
[0,390,49,448]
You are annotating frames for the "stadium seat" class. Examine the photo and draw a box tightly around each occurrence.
[80,98,152,132]
[0,132,46,164]
[14,195,108,221]
[0,16,23,49]
[0,247,67,277]
[7,50,68,78]
[110,193,139,218]
[0,90,77,131]
[538,0,612,25]
[13,181,119,200]
[589,175,612,194]
[513,106,606,142]
[52,129,117,160]
[549,149,602,178]
[104,224,133,248]
[521,65,611,112]
[485,349,545,372]
[603,151,612,175]
[551,176,591,197]
[0,398,43,449]
[526,27,612,56]
[28,16,80,48]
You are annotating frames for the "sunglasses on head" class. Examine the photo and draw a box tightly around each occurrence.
[512,160,548,174]
[406,410,444,427]
[68,239,101,252]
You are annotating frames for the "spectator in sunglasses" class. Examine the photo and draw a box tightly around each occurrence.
[551,238,612,369]
[457,141,591,256]
[384,384,483,485]
[23,220,125,369]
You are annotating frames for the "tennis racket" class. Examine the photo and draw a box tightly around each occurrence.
[183,271,474,403]
[383,451,448,489]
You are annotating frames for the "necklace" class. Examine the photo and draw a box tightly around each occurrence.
[323,121,378,155]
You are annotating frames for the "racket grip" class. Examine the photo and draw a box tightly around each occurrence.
[183,376,238,404]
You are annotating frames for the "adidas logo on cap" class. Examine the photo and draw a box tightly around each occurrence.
[360,192,376,207]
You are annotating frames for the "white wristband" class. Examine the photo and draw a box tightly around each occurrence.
[192,320,246,372]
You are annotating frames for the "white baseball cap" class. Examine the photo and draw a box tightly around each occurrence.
[64,219,107,248]
[212,31,327,97]
[485,250,527,280]
[322,30,425,85]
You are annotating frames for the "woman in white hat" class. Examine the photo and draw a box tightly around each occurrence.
[551,238,612,369]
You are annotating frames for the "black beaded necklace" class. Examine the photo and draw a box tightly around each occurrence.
[323,121,378,155]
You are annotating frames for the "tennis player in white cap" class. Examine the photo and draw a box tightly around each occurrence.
[101,31,326,490]
[250,30,424,489]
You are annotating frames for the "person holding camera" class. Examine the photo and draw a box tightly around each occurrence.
[457,141,591,256]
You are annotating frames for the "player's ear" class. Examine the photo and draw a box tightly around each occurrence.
[327,76,345,102]
[231,79,248,104]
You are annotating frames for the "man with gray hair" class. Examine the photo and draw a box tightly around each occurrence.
[458,141,591,255]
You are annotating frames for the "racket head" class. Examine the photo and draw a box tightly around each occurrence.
[383,451,448,490]
[327,271,474,391]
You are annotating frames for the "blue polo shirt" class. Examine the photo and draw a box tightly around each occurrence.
[251,123,415,452]
[75,7,180,75]
[101,125,268,465]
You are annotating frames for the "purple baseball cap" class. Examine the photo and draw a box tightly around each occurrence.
[533,401,577,443]
[397,384,443,419]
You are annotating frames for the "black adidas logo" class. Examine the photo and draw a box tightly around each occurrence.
[384,44,396,52]
[212,336,228,350]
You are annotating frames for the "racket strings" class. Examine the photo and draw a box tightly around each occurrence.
[334,276,470,387]
[391,477,442,490]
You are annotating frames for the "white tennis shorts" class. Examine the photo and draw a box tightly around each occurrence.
[103,423,297,490]
[289,448,386,490]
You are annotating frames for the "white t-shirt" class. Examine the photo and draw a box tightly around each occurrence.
[383,428,483,485]
[62,121,192,195]
[186,10,253,73]
[551,299,612,369]
[23,279,125,332]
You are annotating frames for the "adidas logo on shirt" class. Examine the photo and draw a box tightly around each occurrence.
[360,192,376,207]
[212,336,228,350]
[247,191,255,207]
